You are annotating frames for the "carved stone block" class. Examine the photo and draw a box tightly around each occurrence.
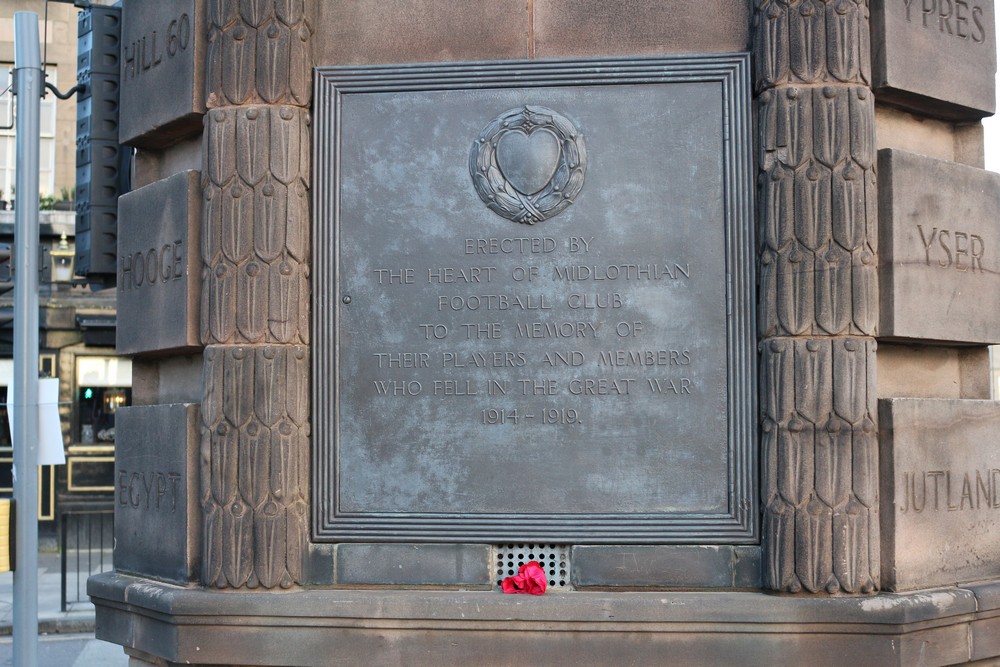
[754,0,872,89]
[117,170,202,356]
[878,149,1000,344]
[335,544,490,586]
[534,1,750,58]
[200,345,310,589]
[871,0,996,118]
[120,0,206,148]
[206,0,312,108]
[879,398,1000,591]
[88,573,997,666]
[201,106,311,347]
[877,344,991,400]
[115,404,200,583]
[756,83,878,338]
[571,545,761,589]
[760,336,879,594]
[312,0,527,66]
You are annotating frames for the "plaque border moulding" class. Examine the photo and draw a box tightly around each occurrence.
[312,55,756,544]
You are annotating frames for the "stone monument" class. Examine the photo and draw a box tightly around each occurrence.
[91,1,1000,665]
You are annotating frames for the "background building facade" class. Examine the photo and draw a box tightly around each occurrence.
[0,2,124,542]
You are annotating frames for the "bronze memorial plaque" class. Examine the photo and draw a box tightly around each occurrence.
[313,57,755,542]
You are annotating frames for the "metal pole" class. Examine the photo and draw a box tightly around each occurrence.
[12,12,41,667]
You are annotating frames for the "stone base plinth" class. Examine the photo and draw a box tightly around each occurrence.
[89,573,1000,666]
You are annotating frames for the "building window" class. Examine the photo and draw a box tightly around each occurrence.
[0,359,12,449]
[0,387,9,450]
[0,64,58,199]
[75,357,131,444]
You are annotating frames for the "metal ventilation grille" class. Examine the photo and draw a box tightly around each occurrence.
[494,544,570,589]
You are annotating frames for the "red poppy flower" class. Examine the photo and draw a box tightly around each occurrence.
[501,561,548,595]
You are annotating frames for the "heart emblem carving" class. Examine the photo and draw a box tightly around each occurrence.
[495,129,561,195]
[470,106,587,224]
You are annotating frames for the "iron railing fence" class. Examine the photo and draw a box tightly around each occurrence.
[59,505,113,612]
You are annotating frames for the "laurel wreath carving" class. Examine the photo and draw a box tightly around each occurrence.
[469,106,587,224]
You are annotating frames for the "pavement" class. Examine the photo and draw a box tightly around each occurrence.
[0,548,97,636]
[0,547,128,665]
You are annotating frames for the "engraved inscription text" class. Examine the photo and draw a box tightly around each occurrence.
[903,0,987,43]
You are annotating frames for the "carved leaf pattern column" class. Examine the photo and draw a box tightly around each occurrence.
[754,0,879,594]
[201,0,312,589]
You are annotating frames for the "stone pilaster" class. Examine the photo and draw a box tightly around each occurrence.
[753,0,879,593]
[200,0,312,589]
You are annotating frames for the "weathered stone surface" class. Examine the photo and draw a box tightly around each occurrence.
[200,106,311,348]
[571,546,754,588]
[120,0,205,148]
[132,135,203,189]
[200,345,310,590]
[754,0,873,89]
[877,344,990,400]
[755,83,879,338]
[205,0,312,108]
[130,356,204,407]
[973,617,1000,661]
[733,546,763,589]
[760,337,880,594]
[312,0,528,65]
[534,0,750,58]
[878,149,1000,344]
[114,404,200,583]
[871,0,996,118]
[969,579,1000,612]
[90,573,993,667]
[969,581,1000,659]
[875,105,985,168]
[335,544,490,587]
[201,0,313,590]
[117,170,202,356]
[312,0,749,66]
[879,398,1000,591]
[754,0,881,596]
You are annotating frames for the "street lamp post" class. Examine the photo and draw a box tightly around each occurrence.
[12,11,42,667]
